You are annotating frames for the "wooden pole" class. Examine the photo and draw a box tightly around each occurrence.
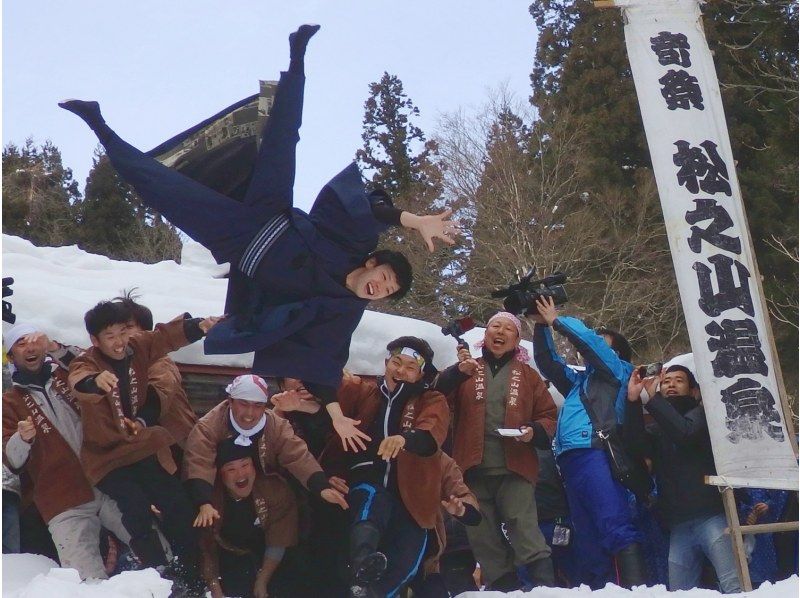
[728,521,799,535]
[593,0,616,7]
[721,487,753,592]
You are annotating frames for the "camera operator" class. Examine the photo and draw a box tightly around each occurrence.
[624,366,741,593]
[530,296,647,589]
[437,311,558,591]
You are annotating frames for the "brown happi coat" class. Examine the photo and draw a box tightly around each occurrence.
[183,402,324,491]
[67,320,189,484]
[328,377,450,530]
[149,356,197,448]
[451,358,557,483]
[200,473,298,587]
[423,452,479,576]
[2,368,95,522]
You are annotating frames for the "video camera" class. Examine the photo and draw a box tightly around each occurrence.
[491,269,568,316]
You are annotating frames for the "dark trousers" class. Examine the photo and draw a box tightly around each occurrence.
[219,548,259,598]
[538,519,581,588]
[95,456,198,570]
[91,69,304,266]
[19,503,58,562]
[2,490,20,554]
[557,448,643,589]
[349,483,428,598]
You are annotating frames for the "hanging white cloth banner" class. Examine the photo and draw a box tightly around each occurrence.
[617,0,797,490]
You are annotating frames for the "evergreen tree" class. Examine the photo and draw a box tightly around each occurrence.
[356,72,437,196]
[528,0,798,385]
[76,148,181,263]
[356,73,458,323]
[2,139,82,246]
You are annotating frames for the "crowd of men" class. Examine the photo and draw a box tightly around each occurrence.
[4,21,797,598]
[2,293,797,597]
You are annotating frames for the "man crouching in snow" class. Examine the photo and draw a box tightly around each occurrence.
[68,300,221,592]
[322,336,449,598]
[183,374,348,529]
[199,440,300,598]
[2,322,131,579]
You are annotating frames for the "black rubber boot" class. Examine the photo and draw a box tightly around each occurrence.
[488,570,522,592]
[129,530,169,569]
[525,556,556,587]
[349,522,387,597]
[615,542,648,588]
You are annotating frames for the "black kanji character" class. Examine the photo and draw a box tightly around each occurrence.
[673,140,732,196]
[685,198,742,254]
[693,254,754,317]
[650,31,691,67]
[659,69,704,110]
[706,318,767,378]
[720,378,784,443]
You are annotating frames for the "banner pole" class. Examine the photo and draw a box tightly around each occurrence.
[721,486,753,592]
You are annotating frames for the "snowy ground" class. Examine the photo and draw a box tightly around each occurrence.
[1,554,171,597]
[2,553,796,597]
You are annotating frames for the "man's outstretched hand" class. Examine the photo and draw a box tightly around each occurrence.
[326,402,371,452]
[442,494,467,518]
[532,296,559,326]
[193,503,220,527]
[401,209,461,252]
[332,415,371,452]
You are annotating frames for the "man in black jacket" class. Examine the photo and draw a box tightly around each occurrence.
[624,364,741,593]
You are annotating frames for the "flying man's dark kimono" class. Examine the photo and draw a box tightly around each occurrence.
[63,66,397,402]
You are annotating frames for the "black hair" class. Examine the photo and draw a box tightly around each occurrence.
[216,438,256,467]
[84,301,132,337]
[665,364,699,389]
[113,287,153,331]
[596,326,633,363]
[386,335,437,379]
[365,249,412,299]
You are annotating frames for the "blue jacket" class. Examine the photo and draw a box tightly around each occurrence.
[532,316,633,456]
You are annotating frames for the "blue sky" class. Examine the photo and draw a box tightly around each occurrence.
[3,1,538,211]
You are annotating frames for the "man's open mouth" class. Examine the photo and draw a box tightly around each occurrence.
[366,282,375,297]
[235,479,249,489]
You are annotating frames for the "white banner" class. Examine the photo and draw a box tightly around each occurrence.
[618,0,797,489]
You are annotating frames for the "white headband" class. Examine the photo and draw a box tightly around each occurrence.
[225,374,271,404]
[4,323,40,351]
[388,346,426,369]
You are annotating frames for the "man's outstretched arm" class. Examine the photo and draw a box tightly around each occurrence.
[303,380,371,453]
[368,188,460,252]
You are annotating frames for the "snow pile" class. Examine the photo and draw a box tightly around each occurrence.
[1,554,172,597]
[0,234,533,375]
[462,576,798,597]
[2,552,796,597]
[2,233,696,406]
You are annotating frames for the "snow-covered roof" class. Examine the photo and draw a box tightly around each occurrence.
[0,234,529,375]
[2,234,695,407]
